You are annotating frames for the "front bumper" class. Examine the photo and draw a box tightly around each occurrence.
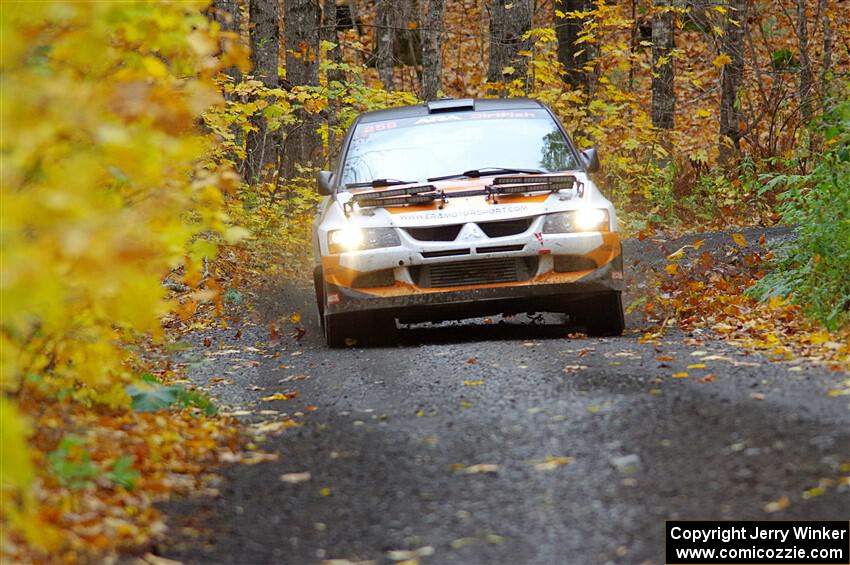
[321,230,624,320]
[325,258,622,322]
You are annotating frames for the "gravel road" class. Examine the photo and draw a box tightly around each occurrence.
[160,227,849,565]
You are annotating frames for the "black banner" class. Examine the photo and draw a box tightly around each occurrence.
[666,521,850,564]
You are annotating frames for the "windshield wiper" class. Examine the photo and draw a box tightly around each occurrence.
[427,167,545,182]
[346,178,414,189]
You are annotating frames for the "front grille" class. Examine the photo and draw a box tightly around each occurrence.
[476,244,525,254]
[411,257,538,288]
[404,225,463,242]
[478,218,533,238]
[422,248,470,258]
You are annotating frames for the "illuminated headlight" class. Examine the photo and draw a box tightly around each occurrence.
[542,208,610,233]
[328,226,400,254]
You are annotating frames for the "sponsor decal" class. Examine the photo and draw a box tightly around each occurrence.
[414,115,463,125]
[353,120,398,139]
[351,110,549,139]
[397,204,531,222]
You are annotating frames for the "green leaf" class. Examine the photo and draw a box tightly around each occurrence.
[106,455,140,490]
[125,381,181,412]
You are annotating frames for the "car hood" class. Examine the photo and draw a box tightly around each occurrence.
[339,174,591,228]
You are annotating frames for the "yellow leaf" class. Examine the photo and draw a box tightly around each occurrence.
[289,312,302,324]
[463,463,499,474]
[713,54,732,67]
[533,455,574,471]
[260,392,298,401]
[672,372,689,378]
[686,364,706,369]
[501,66,516,76]
[764,496,790,513]
[665,263,679,275]
[463,380,485,386]
[667,246,688,261]
[695,109,711,118]
[732,233,748,247]
[692,239,705,250]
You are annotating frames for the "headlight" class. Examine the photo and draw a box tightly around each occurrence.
[542,208,609,233]
[328,226,400,254]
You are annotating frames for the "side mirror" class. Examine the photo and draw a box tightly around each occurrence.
[317,170,334,196]
[581,147,600,173]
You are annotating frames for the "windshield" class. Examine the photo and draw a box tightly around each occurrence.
[340,109,579,187]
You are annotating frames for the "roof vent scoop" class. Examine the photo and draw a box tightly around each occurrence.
[426,98,475,114]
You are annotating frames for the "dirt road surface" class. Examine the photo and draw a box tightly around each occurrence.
[160,227,849,565]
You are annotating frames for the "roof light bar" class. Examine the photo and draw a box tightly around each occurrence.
[354,193,438,208]
[351,184,436,202]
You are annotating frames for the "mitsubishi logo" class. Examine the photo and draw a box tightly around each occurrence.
[459,223,485,241]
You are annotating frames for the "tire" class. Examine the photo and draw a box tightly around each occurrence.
[579,291,625,337]
[324,311,361,348]
[324,310,398,348]
[313,266,325,330]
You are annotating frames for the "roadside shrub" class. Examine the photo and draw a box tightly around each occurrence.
[749,82,850,330]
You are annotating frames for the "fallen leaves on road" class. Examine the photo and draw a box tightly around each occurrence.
[4,386,244,564]
[454,463,500,474]
[251,419,300,435]
[385,546,434,563]
[450,533,505,549]
[532,456,574,471]
[260,391,299,401]
[731,233,749,247]
[463,379,485,386]
[280,472,312,484]
[763,496,791,513]
[562,364,588,374]
[646,236,850,373]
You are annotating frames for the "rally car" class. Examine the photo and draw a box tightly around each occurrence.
[312,98,625,347]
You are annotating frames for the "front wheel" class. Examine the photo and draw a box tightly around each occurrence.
[324,311,360,348]
[578,291,625,337]
[324,311,397,348]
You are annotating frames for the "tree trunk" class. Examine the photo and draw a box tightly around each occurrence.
[282,0,321,178]
[247,0,279,182]
[376,0,395,90]
[421,0,444,100]
[212,0,242,88]
[323,0,343,166]
[797,0,814,121]
[821,7,832,99]
[486,0,533,87]
[651,0,675,130]
[554,0,591,91]
[718,0,746,165]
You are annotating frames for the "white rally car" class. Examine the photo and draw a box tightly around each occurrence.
[312,98,625,347]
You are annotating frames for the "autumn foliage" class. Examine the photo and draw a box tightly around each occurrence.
[1,2,246,559]
[1,0,848,561]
